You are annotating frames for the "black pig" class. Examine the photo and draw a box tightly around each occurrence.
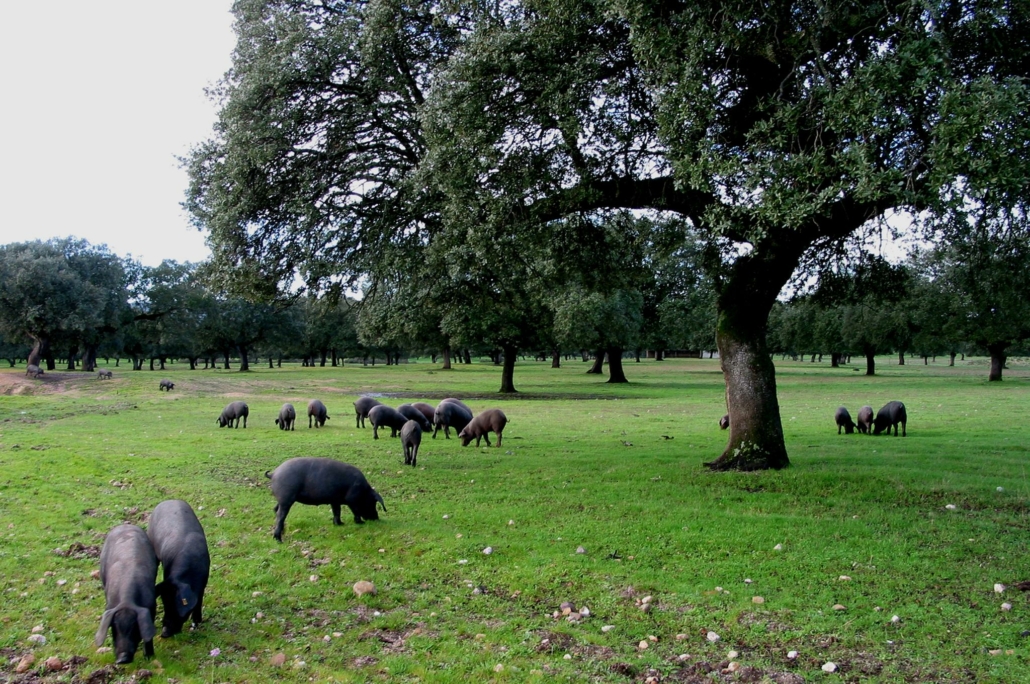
[216,401,248,428]
[147,500,210,638]
[275,403,296,430]
[458,409,508,447]
[308,399,330,428]
[397,403,432,432]
[368,404,408,439]
[857,405,873,434]
[432,399,473,439]
[401,420,422,467]
[353,397,382,428]
[873,401,907,436]
[835,406,856,434]
[264,457,386,542]
[94,525,158,664]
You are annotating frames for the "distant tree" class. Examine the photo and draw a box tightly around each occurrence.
[552,287,643,383]
[0,239,127,370]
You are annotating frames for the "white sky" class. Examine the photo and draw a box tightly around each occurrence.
[0,2,236,266]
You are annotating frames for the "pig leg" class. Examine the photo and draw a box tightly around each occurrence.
[902,419,906,437]
[331,504,343,525]
[496,431,502,447]
[484,433,491,447]
[144,638,154,658]
[192,594,203,627]
[411,445,417,468]
[373,425,380,440]
[273,501,293,542]
[391,427,398,437]
[243,415,247,428]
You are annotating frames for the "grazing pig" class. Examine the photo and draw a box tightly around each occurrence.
[264,457,386,542]
[873,401,907,436]
[400,420,422,467]
[95,524,158,664]
[216,401,248,428]
[159,379,175,391]
[353,396,382,428]
[275,403,296,431]
[368,404,408,439]
[835,406,856,434]
[458,408,508,447]
[719,414,729,430]
[432,399,474,439]
[25,364,44,378]
[308,399,330,428]
[412,402,435,425]
[856,405,874,434]
[397,403,432,432]
[98,370,113,380]
[147,500,210,638]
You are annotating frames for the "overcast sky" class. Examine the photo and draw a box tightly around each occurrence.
[0,2,235,266]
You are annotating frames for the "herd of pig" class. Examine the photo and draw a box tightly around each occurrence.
[719,400,908,437]
[94,394,508,664]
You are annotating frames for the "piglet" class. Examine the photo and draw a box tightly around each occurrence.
[276,403,296,431]
[147,500,210,637]
[458,408,508,447]
[95,525,158,664]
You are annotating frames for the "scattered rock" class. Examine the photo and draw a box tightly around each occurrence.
[15,654,36,673]
[890,615,900,623]
[744,578,752,584]
[706,631,720,642]
[727,650,739,659]
[45,656,64,671]
[638,640,649,650]
[508,520,514,525]
[997,487,1004,492]
[309,574,318,582]
[945,504,957,510]
[1002,602,1013,611]
[252,591,262,597]
[576,546,586,554]
[774,543,783,551]
[724,661,740,673]
[752,596,765,604]
[602,625,616,633]
[822,661,838,673]
[91,569,101,579]
[989,649,1003,656]
[787,650,798,659]
[675,634,688,640]
[560,602,576,615]
[833,604,846,611]
[493,664,504,672]
[270,652,287,667]
[353,580,376,596]
[579,607,590,617]
[838,575,852,581]
[995,583,1007,594]
[136,669,153,680]
[31,625,44,633]
[96,647,112,654]
[483,547,493,555]
[28,634,46,645]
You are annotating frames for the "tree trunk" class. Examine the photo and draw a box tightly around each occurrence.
[189,357,197,370]
[67,345,78,371]
[988,343,1008,381]
[704,246,798,472]
[587,349,605,374]
[463,349,472,364]
[865,350,875,376]
[149,357,155,371]
[898,350,905,366]
[332,348,339,367]
[923,355,928,365]
[949,351,956,366]
[551,348,561,368]
[634,348,641,363]
[238,345,250,371]
[499,344,518,393]
[442,346,452,370]
[830,352,840,368]
[82,344,98,372]
[320,350,328,367]
[607,347,628,383]
[269,356,274,369]
[655,349,664,361]
[159,357,167,370]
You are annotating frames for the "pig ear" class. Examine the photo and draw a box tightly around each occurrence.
[176,583,198,617]
[95,609,115,646]
[136,607,156,642]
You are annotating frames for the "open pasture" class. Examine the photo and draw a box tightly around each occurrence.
[0,358,1028,683]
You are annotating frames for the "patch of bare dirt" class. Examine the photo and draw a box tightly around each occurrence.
[52,543,102,559]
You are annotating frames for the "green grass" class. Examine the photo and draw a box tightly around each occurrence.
[1,356,1029,682]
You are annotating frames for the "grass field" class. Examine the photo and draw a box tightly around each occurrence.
[1,356,1029,683]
